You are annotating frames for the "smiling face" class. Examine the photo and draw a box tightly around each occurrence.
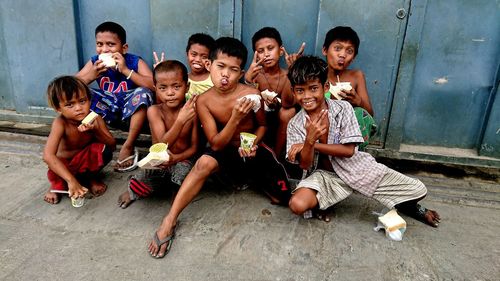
[95,31,128,55]
[209,52,244,93]
[322,40,356,72]
[56,90,91,123]
[154,70,188,108]
[187,43,210,74]
[292,78,329,114]
[254,37,282,69]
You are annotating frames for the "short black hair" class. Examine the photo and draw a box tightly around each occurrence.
[287,56,328,87]
[46,76,91,110]
[185,33,216,53]
[209,37,248,69]
[95,21,126,44]
[251,27,283,51]
[323,26,360,56]
[153,60,188,84]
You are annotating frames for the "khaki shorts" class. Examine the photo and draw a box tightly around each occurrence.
[294,168,427,210]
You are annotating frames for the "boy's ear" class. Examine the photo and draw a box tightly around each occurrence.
[122,43,129,54]
[322,47,327,56]
[204,60,211,71]
[279,46,285,57]
[324,81,330,93]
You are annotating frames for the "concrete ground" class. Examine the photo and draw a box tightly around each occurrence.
[0,131,499,281]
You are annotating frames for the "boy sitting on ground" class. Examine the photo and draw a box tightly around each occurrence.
[322,26,376,149]
[147,37,291,259]
[43,76,116,204]
[117,60,198,208]
[244,27,304,156]
[286,56,440,227]
[76,21,154,172]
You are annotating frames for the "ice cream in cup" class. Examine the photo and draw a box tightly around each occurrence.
[336,82,352,92]
[71,196,85,208]
[138,143,170,169]
[240,132,257,153]
[330,82,352,100]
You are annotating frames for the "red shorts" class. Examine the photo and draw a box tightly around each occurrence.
[47,143,106,191]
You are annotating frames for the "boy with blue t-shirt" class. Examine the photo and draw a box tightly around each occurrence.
[76,21,154,172]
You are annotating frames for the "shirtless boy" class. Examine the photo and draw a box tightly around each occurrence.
[117,60,198,208]
[147,37,290,258]
[43,76,116,204]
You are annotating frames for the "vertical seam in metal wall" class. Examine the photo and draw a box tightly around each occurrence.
[72,0,84,69]
[477,56,500,149]
[383,0,412,147]
[314,0,322,55]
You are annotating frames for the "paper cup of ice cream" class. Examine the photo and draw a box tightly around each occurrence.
[240,132,257,153]
[71,196,85,208]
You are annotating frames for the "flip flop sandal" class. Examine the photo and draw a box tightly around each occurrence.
[150,228,176,259]
[115,148,139,172]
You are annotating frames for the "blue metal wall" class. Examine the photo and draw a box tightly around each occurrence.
[0,0,498,161]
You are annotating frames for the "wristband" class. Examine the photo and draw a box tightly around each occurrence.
[126,69,134,80]
[244,79,258,88]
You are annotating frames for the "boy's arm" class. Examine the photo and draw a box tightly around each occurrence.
[91,116,116,150]
[354,71,373,115]
[75,60,106,84]
[343,70,373,116]
[42,118,87,198]
[280,78,295,108]
[169,118,199,164]
[147,106,167,144]
[252,100,267,144]
[116,56,154,91]
[197,95,254,151]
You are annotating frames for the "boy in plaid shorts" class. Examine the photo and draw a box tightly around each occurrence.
[286,56,440,227]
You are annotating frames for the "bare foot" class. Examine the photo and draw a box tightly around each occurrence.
[44,190,61,204]
[114,145,136,170]
[148,218,176,258]
[314,209,331,223]
[89,178,107,197]
[117,191,134,209]
[424,209,440,227]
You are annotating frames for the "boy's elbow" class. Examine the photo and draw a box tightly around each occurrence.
[345,147,355,158]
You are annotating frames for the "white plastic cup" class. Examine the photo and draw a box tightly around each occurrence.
[71,196,85,208]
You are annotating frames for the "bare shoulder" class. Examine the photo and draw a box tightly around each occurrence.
[147,104,161,115]
[238,83,260,97]
[346,69,365,80]
[49,116,67,134]
[196,88,216,105]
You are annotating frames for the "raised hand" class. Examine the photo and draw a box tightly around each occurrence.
[339,87,362,107]
[244,51,264,84]
[304,109,328,144]
[283,42,306,67]
[177,94,198,124]
[153,51,165,69]
[232,97,254,121]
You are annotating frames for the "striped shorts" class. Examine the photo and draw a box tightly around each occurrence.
[294,168,427,210]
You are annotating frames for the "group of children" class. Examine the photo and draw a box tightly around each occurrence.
[43,21,440,259]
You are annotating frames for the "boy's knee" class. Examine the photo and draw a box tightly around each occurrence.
[193,155,218,176]
[289,195,308,215]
